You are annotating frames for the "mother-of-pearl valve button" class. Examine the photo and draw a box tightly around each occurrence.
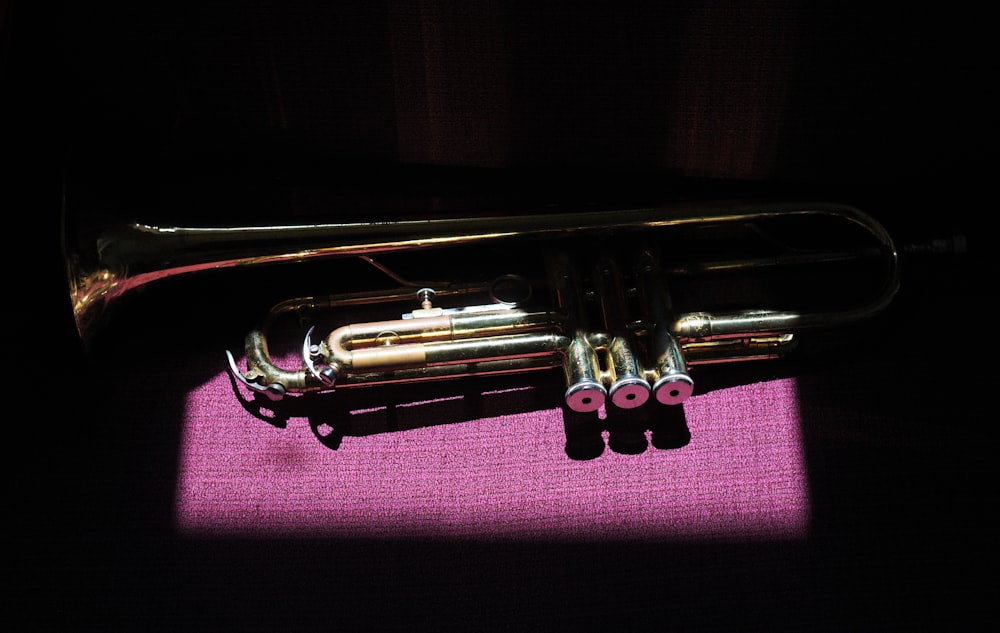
[565,380,607,413]
[610,377,651,409]
[653,374,694,405]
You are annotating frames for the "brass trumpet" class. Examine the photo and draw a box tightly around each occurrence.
[64,200,900,415]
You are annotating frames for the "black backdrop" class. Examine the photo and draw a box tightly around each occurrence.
[5,1,991,631]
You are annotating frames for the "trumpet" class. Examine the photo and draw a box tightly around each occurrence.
[63,200,901,417]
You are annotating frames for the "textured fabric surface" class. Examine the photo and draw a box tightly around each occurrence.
[176,373,809,542]
[58,340,985,633]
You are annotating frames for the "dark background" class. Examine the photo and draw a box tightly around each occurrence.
[5,1,991,631]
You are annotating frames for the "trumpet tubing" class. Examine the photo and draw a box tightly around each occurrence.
[216,203,898,415]
[65,200,900,418]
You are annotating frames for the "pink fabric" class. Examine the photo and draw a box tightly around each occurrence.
[175,371,810,542]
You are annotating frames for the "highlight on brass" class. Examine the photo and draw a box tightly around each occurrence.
[66,201,900,428]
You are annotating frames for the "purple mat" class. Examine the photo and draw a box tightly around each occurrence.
[175,367,809,542]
